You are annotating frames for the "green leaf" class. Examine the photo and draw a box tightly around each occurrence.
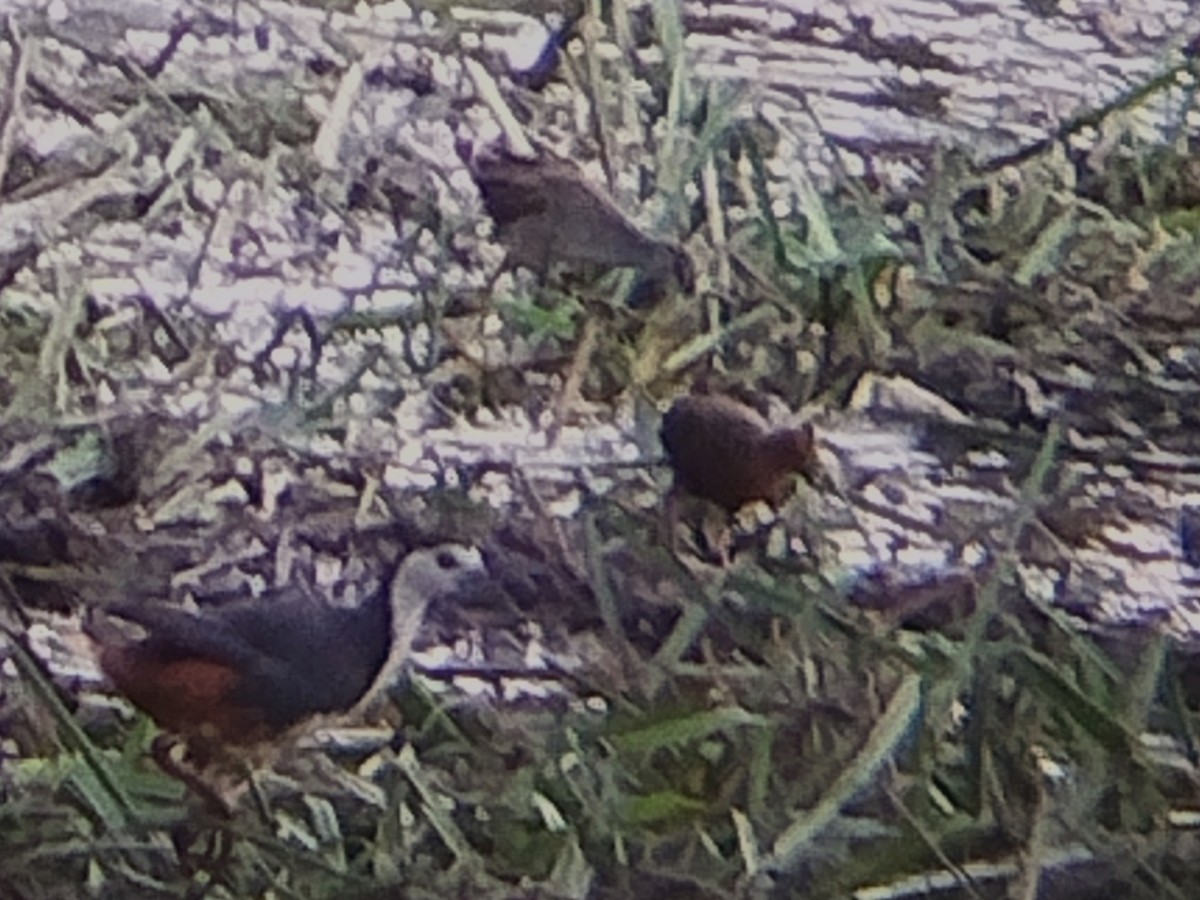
[611,707,770,754]
[766,673,923,871]
[1007,645,1134,753]
[621,790,707,826]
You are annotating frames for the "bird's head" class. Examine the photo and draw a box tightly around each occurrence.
[767,423,821,483]
[392,544,486,609]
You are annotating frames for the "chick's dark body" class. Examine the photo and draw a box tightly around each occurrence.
[470,150,694,298]
[661,394,817,513]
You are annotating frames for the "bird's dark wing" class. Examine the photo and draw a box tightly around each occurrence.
[98,601,262,669]
[473,156,552,225]
[221,596,391,729]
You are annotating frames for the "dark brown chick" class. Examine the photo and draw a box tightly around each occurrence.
[469,148,694,302]
[661,395,819,554]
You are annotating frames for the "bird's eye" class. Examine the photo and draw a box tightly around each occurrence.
[436,550,458,570]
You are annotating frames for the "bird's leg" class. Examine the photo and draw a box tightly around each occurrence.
[661,484,683,553]
[712,515,734,568]
[151,735,236,818]
[662,487,731,564]
[547,316,598,447]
